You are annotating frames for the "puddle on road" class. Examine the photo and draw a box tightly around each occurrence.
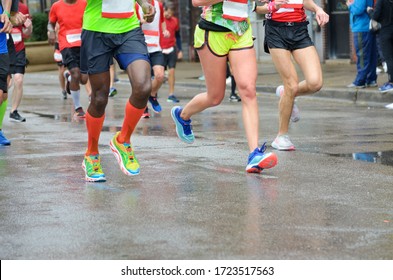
[32,112,72,122]
[328,150,393,167]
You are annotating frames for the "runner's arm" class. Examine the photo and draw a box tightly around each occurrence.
[0,0,12,33]
[304,0,329,26]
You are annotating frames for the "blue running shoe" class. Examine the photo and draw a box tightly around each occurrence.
[246,143,277,173]
[171,106,195,144]
[379,82,393,93]
[167,95,180,103]
[0,130,11,146]
[148,96,162,113]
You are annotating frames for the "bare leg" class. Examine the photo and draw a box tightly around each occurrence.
[269,48,298,136]
[126,60,152,108]
[292,46,323,97]
[151,65,165,97]
[229,48,258,152]
[168,67,175,96]
[180,46,227,120]
[10,73,24,113]
[58,65,65,91]
[88,72,110,117]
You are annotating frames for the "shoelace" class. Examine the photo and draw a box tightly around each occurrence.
[90,157,101,172]
[258,142,267,154]
[182,119,192,135]
[124,144,135,161]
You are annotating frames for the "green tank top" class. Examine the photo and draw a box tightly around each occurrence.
[83,0,140,33]
[201,2,250,35]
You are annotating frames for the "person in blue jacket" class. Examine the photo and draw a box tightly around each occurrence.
[347,0,378,88]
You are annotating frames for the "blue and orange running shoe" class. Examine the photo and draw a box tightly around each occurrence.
[110,132,140,176]
[82,154,106,182]
[246,143,278,173]
[171,106,194,144]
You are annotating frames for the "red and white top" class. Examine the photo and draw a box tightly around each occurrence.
[136,0,165,53]
[270,0,306,23]
[222,0,249,21]
[11,2,30,52]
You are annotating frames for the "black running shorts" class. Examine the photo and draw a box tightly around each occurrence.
[0,53,9,93]
[61,47,81,71]
[265,21,314,51]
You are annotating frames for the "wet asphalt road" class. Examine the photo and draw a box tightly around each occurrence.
[0,71,392,260]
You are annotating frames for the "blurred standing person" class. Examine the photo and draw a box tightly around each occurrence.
[80,0,155,182]
[0,0,13,145]
[48,0,87,118]
[171,0,278,173]
[51,22,68,100]
[346,0,378,88]
[161,3,182,103]
[370,0,393,93]
[136,0,169,117]
[9,0,32,122]
[255,0,329,151]
[227,62,241,102]
[108,63,117,97]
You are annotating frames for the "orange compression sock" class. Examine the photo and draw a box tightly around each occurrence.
[117,101,145,144]
[85,111,105,156]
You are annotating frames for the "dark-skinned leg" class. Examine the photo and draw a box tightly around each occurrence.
[85,71,110,156]
[109,60,152,176]
[117,60,152,144]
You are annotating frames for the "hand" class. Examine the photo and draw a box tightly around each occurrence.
[142,2,155,23]
[0,14,12,33]
[177,50,183,60]
[274,0,289,9]
[10,12,28,26]
[23,17,32,28]
[162,29,170,38]
[47,31,56,45]
[315,8,329,27]
[346,0,353,7]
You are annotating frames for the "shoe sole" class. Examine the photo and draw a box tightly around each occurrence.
[81,161,106,182]
[246,152,278,173]
[151,107,162,113]
[10,118,26,122]
[109,139,140,176]
[271,141,296,151]
[380,89,393,93]
[171,107,194,144]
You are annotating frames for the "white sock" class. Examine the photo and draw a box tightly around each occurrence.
[70,90,81,109]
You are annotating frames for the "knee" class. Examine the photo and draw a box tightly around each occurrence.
[210,96,223,106]
[13,75,23,86]
[133,79,152,97]
[154,73,165,84]
[80,74,88,85]
[70,69,81,83]
[92,91,108,112]
[308,78,323,93]
[237,83,256,100]
[286,83,299,98]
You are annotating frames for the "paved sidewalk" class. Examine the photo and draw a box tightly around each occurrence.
[122,60,393,106]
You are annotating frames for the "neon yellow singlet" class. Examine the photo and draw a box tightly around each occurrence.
[83,0,140,34]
